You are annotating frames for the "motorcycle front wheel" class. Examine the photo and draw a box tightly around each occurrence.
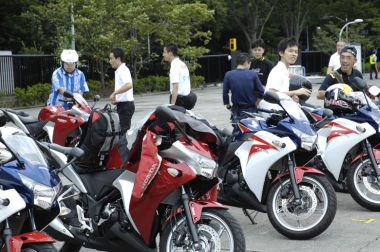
[267,174,337,239]
[159,208,245,252]
[347,158,380,211]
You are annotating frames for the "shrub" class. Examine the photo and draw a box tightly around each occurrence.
[84,79,102,98]
[14,83,51,107]
[133,75,205,94]
[191,75,205,88]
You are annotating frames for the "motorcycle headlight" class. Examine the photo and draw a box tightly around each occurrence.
[188,150,218,179]
[196,156,218,179]
[19,173,61,210]
[292,127,317,151]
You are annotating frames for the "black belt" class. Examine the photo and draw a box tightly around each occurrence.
[117,101,134,104]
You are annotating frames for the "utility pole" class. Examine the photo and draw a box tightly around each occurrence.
[71,4,75,50]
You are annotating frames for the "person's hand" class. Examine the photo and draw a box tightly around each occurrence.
[295,87,311,97]
[109,92,117,104]
[58,87,65,94]
[292,95,300,103]
[226,104,232,110]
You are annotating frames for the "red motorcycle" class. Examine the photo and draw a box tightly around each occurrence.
[38,92,97,146]
[45,105,245,252]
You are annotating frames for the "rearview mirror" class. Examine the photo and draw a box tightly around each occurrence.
[352,77,367,91]
[263,91,280,104]
[323,108,333,117]
[94,95,100,102]
[155,106,177,122]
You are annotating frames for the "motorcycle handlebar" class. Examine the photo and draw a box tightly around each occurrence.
[45,142,85,158]
[257,108,285,115]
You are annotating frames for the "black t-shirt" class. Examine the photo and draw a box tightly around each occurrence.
[250,58,274,86]
[319,68,363,91]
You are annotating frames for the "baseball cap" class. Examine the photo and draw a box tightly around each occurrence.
[340,46,357,58]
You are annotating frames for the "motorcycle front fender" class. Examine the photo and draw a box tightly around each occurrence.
[7,232,55,252]
[272,166,325,185]
[351,148,380,164]
[189,201,228,224]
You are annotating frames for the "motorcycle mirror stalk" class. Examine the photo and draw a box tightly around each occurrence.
[353,77,372,111]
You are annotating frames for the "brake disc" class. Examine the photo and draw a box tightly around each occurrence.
[362,176,380,195]
[281,185,318,220]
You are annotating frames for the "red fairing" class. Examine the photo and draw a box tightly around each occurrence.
[38,106,65,121]
[129,160,197,244]
[51,112,85,145]
[180,137,216,160]
[188,201,228,223]
[105,146,123,169]
[351,148,380,164]
[273,166,325,185]
[4,232,55,252]
[132,131,161,198]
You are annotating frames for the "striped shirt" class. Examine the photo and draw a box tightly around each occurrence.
[46,67,89,106]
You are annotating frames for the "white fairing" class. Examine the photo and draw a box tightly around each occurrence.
[47,217,74,238]
[235,131,297,202]
[43,121,55,143]
[112,170,140,234]
[0,189,26,222]
[317,118,375,180]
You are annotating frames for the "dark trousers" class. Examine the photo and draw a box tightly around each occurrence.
[370,64,378,79]
[116,101,135,133]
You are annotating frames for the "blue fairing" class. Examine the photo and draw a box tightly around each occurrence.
[0,157,60,205]
[235,115,315,148]
[344,106,380,132]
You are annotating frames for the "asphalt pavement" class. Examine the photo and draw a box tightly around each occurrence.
[20,73,380,252]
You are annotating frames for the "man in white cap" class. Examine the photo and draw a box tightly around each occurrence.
[47,49,89,107]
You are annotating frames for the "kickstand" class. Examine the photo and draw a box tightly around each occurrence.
[242,208,259,225]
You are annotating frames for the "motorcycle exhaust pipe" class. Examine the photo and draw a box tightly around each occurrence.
[232,184,267,213]
[109,223,155,252]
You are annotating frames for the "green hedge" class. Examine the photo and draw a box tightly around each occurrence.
[133,75,205,94]
[8,75,206,107]
[14,83,51,106]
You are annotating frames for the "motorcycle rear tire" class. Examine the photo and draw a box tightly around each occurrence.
[21,243,58,252]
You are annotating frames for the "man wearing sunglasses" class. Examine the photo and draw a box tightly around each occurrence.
[317,46,363,100]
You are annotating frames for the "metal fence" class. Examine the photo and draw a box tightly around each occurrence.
[0,52,331,95]
[0,56,14,95]
[195,54,230,84]
[0,55,56,95]
[301,51,331,75]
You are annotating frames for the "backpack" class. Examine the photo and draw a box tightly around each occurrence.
[77,106,120,169]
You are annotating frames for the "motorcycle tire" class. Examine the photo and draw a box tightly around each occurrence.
[21,243,58,252]
[159,208,245,252]
[267,174,337,239]
[347,158,380,211]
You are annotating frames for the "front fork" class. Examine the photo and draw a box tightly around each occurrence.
[363,139,380,178]
[181,186,202,251]
[287,154,302,204]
